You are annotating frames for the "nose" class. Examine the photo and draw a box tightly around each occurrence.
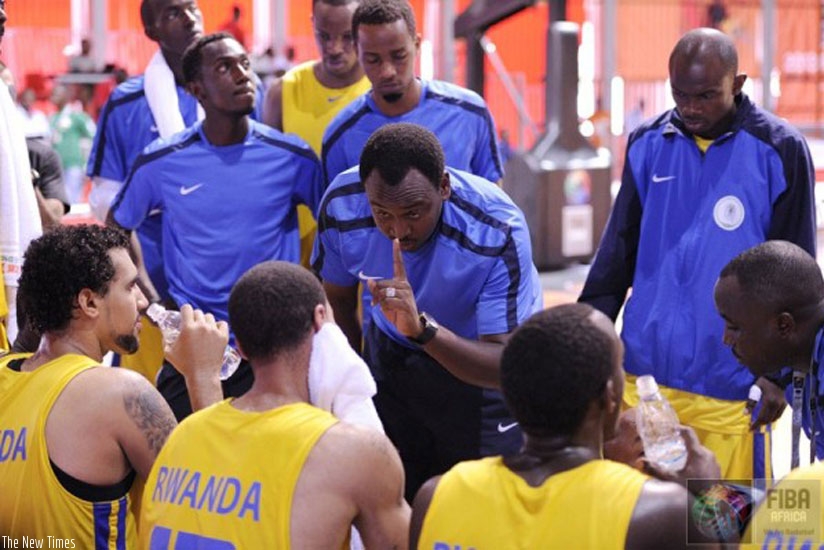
[378,60,397,81]
[231,61,251,83]
[183,6,200,27]
[137,288,150,311]
[326,36,345,56]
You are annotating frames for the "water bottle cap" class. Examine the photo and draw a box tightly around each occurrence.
[146,302,165,323]
[636,375,659,397]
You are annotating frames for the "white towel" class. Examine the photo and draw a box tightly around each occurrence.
[308,322,383,432]
[0,80,42,342]
[144,50,204,140]
[308,322,381,550]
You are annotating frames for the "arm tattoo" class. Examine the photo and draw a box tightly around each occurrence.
[123,388,176,454]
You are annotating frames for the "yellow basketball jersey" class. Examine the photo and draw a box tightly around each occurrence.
[282,60,371,156]
[0,353,137,547]
[418,457,649,549]
[281,61,370,268]
[139,400,343,549]
[741,462,824,549]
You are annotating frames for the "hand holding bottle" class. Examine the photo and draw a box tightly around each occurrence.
[644,425,721,488]
[149,304,232,381]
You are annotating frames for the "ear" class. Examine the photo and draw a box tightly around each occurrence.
[732,73,747,95]
[414,33,422,52]
[601,378,620,415]
[776,311,796,337]
[313,303,326,332]
[235,340,249,361]
[439,172,451,201]
[76,288,101,320]
[187,80,204,103]
[144,23,158,43]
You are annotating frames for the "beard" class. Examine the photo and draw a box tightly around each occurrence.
[382,92,403,103]
[115,333,140,355]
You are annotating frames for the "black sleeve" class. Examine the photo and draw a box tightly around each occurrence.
[766,131,817,256]
[26,138,70,213]
[578,151,641,321]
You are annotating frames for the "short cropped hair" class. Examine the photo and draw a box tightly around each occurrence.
[359,123,444,188]
[19,225,130,334]
[228,261,326,362]
[670,28,738,76]
[501,303,616,438]
[352,0,416,42]
[182,32,234,85]
[313,0,358,10]
[720,240,824,316]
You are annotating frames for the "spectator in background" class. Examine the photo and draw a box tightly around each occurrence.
[252,45,278,84]
[273,45,296,78]
[624,97,645,135]
[219,4,247,49]
[26,137,70,230]
[68,37,98,73]
[16,88,50,139]
[49,84,96,204]
[498,129,514,164]
[707,0,729,30]
[0,32,42,349]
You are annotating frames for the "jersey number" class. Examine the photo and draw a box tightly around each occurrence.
[150,526,235,550]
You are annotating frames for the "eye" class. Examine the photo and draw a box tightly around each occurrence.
[392,52,408,62]
[241,58,251,69]
[405,211,420,220]
[342,33,354,44]
[376,211,391,220]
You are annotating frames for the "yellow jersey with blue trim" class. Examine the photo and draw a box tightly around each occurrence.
[140,400,344,549]
[0,353,136,548]
[418,457,648,550]
[281,60,371,156]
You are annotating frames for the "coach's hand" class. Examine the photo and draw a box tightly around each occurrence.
[367,239,421,338]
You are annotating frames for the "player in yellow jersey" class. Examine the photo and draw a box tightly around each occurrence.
[263,0,370,268]
[140,261,409,549]
[0,225,225,546]
[410,303,723,550]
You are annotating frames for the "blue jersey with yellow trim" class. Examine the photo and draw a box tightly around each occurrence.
[0,353,136,547]
[321,79,503,187]
[111,120,322,338]
[581,93,816,402]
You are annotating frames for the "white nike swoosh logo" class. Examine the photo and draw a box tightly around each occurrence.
[497,421,519,433]
[652,174,676,183]
[358,270,383,281]
[180,184,204,196]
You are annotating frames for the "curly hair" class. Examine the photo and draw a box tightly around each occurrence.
[501,303,617,438]
[228,261,326,362]
[359,123,444,189]
[352,0,416,42]
[18,225,130,334]
[182,32,234,85]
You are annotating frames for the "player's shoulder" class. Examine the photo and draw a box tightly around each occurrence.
[106,75,148,106]
[425,79,488,108]
[251,120,318,160]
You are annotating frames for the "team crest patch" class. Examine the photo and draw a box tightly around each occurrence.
[713,195,745,231]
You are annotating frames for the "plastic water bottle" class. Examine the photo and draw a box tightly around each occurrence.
[146,303,241,381]
[636,375,687,473]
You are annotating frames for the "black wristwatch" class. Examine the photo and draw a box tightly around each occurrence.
[409,312,439,345]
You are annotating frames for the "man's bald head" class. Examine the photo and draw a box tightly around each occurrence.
[669,27,738,77]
